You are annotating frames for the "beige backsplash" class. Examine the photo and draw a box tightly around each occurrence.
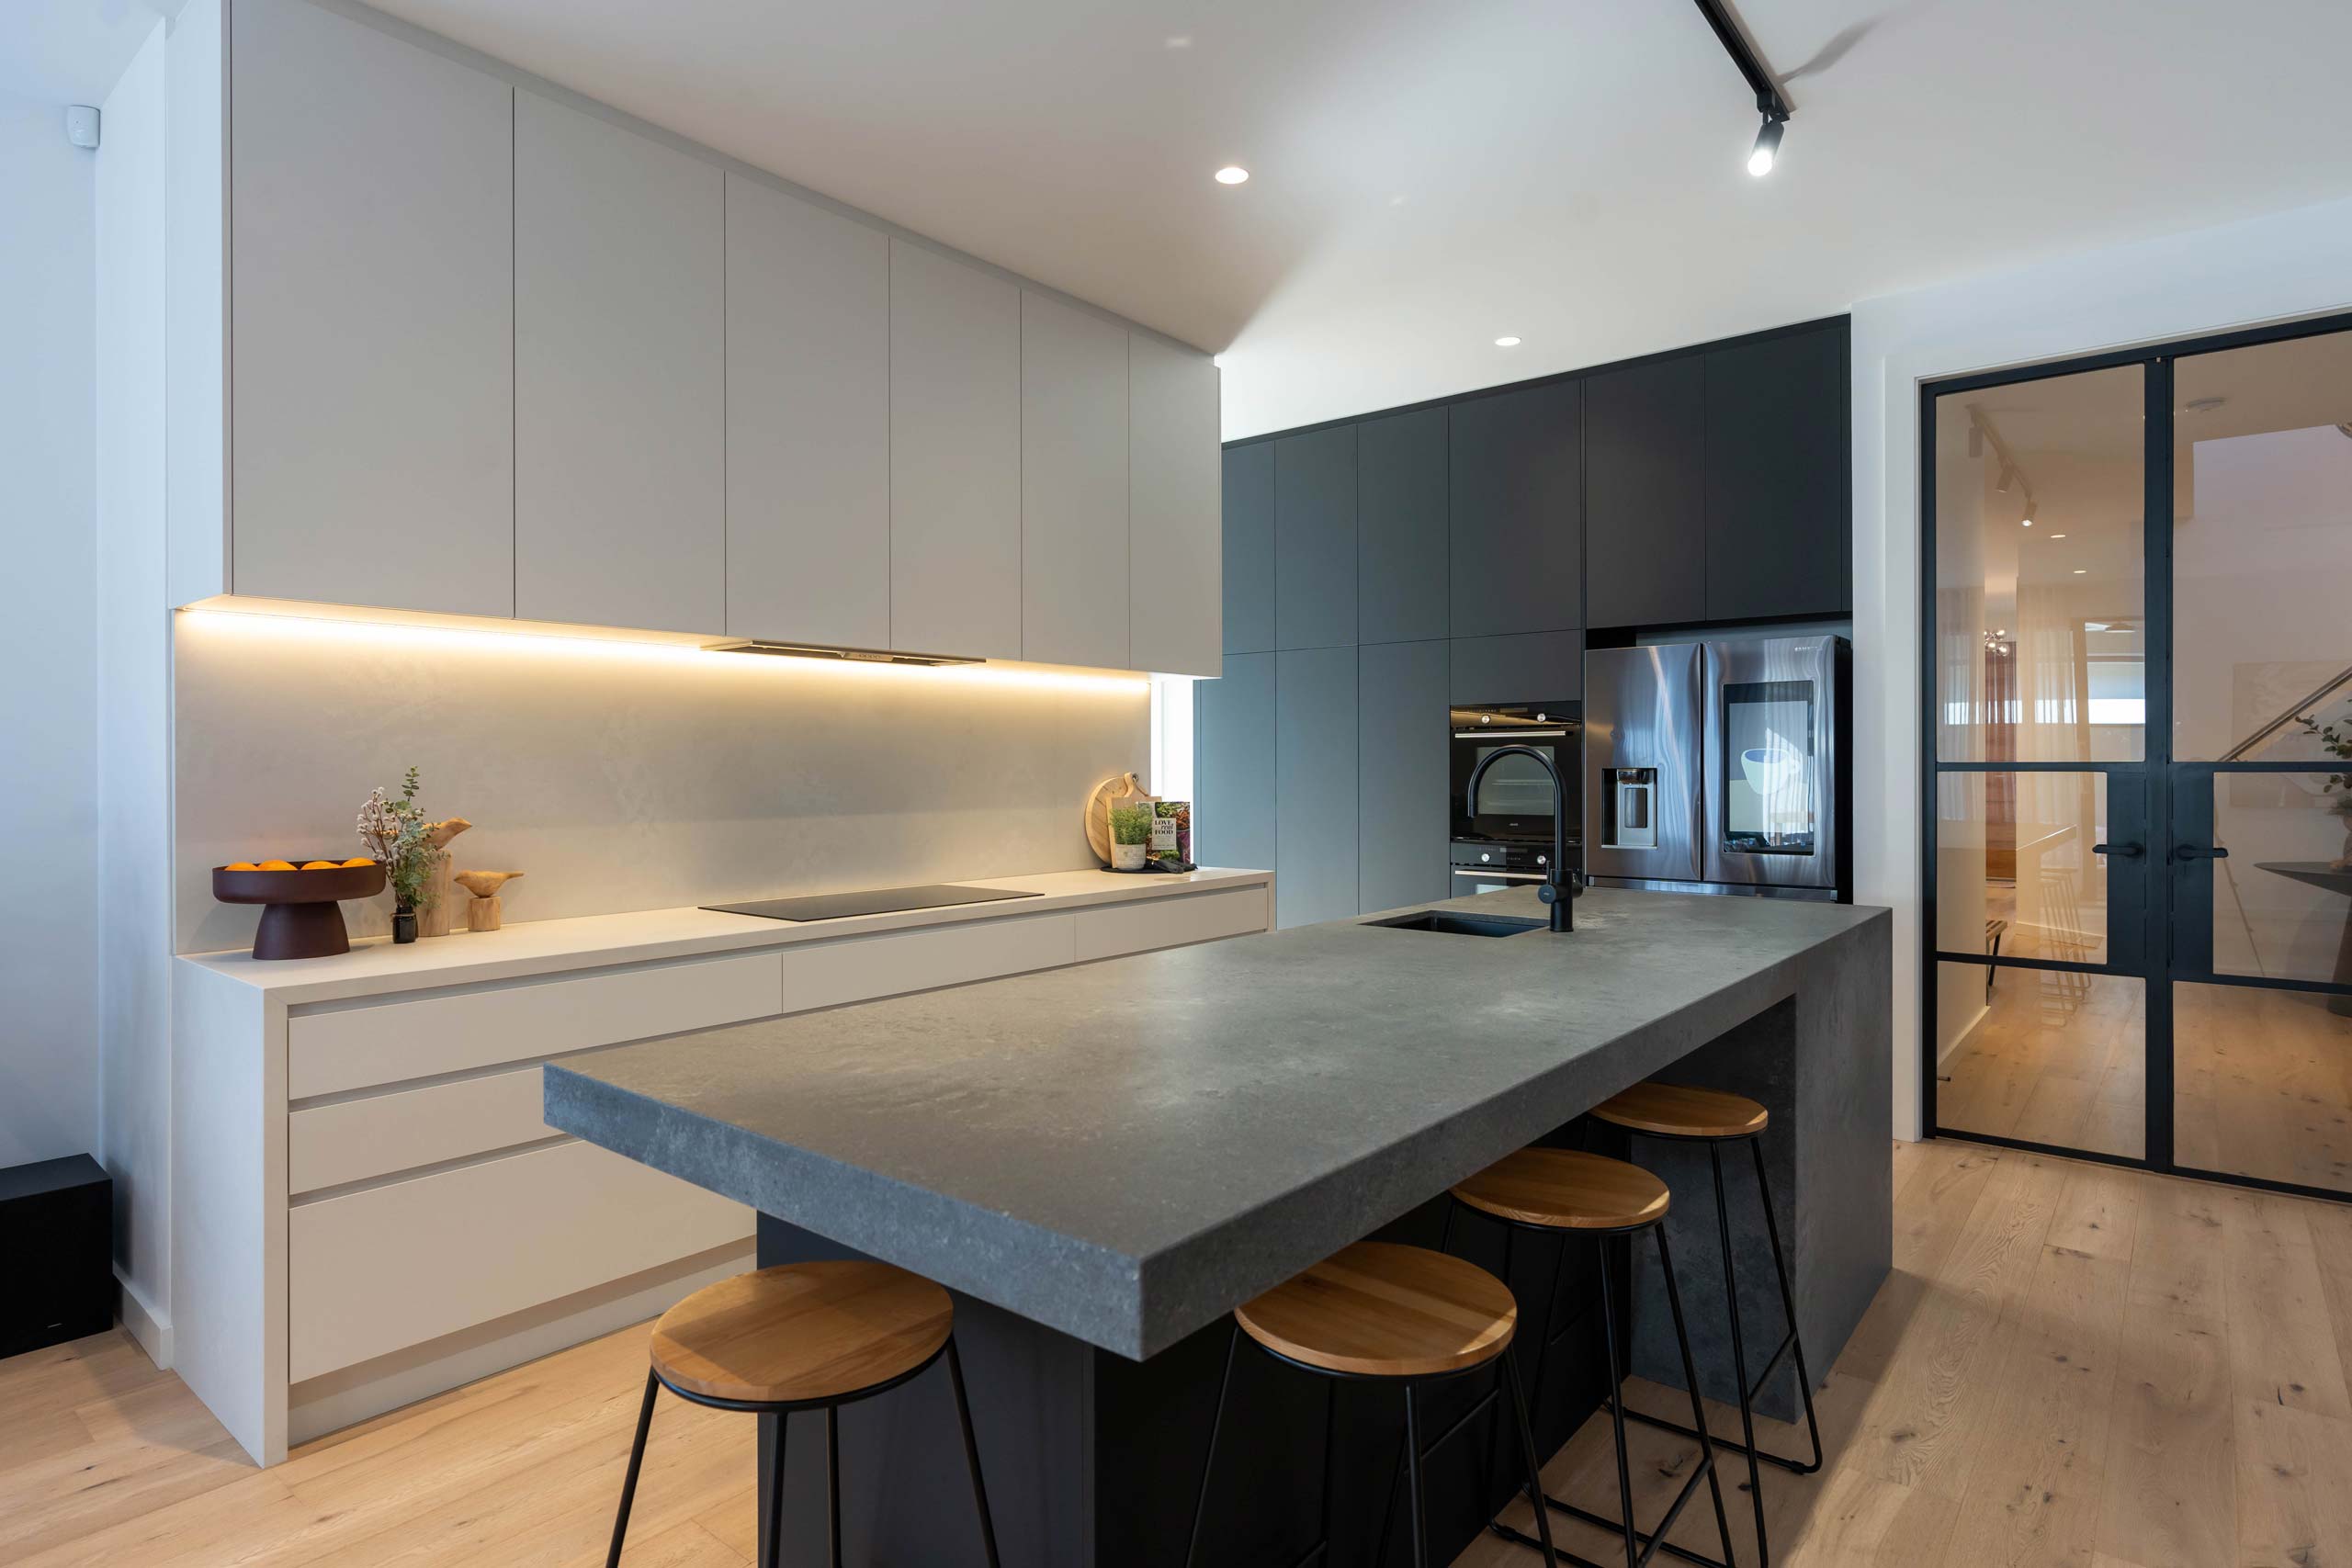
[173,610,1149,954]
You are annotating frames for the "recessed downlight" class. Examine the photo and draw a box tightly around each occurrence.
[1214,165,1250,185]
[2073,569,2087,575]
[2050,533,2068,539]
[1495,335,1522,347]
[2020,517,2033,527]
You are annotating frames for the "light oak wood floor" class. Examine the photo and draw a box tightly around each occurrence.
[10,1139,2352,1566]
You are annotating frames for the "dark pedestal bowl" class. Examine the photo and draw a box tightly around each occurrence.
[212,862,388,960]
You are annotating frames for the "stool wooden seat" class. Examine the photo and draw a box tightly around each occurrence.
[1194,1241,1558,1568]
[1234,1240,1516,1378]
[1451,1147,1671,1232]
[1591,1081,1768,1140]
[610,1260,996,1568]
[650,1260,951,1406]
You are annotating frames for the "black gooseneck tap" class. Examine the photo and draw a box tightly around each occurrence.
[1464,743,1577,932]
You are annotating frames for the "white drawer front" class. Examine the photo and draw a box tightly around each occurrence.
[776,912,1075,1012]
[288,1139,750,1382]
[1072,886,1269,963]
[289,951,785,1099]
[289,1066,552,1196]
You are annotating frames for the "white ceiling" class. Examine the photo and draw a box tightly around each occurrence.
[360,0,2352,439]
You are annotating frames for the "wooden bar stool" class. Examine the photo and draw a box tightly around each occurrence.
[1447,1148,1736,1568]
[1591,1083,1823,1568]
[605,1261,1000,1568]
[1182,1241,1561,1568]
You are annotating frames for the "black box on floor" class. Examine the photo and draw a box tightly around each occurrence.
[0,1155,113,1359]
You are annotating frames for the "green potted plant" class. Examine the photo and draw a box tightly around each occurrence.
[2295,711,2352,870]
[357,767,439,942]
[1108,803,1154,871]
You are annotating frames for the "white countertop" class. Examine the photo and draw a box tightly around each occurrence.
[176,866,1273,1006]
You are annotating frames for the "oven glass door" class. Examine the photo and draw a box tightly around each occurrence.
[1453,727,1580,840]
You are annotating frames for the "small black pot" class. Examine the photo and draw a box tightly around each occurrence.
[392,905,418,944]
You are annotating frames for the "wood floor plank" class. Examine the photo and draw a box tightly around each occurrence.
[2306,1197,2352,1417]
[2219,1190,2352,1419]
[2231,1400,2352,1568]
[1846,1149,2067,1494]
[1932,1235,2131,1568]
[2096,1179,2239,1568]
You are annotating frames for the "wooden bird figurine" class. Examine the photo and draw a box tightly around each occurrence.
[454,869,523,932]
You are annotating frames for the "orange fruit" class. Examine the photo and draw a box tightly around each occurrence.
[226,862,260,872]
[300,861,339,871]
[341,857,375,867]
[258,860,297,872]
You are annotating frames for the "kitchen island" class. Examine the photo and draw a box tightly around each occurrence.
[547,884,1890,1566]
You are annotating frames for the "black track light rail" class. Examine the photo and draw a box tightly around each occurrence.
[1690,0,1790,121]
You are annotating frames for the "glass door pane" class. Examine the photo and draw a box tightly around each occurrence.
[1935,963,2144,1159]
[1934,771,2135,967]
[2172,332,2352,762]
[1933,365,2146,764]
[2176,980,2352,1191]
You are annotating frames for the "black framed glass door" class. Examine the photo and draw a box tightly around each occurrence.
[1923,314,2352,1199]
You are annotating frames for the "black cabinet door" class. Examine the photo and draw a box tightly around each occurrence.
[1703,321,1849,620]
[1585,355,1705,628]
[1358,638,1450,912]
[1274,425,1357,649]
[1193,652,1274,873]
[1222,445,1275,653]
[1449,630,1583,705]
[1357,408,1448,645]
[1449,380,1582,637]
[1275,646,1358,927]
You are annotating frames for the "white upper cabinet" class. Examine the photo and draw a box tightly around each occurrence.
[514,93,724,634]
[1127,334,1223,676]
[229,0,514,616]
[724,175,890,649]
[1021,294,1130,669]
[888,241,1022,660]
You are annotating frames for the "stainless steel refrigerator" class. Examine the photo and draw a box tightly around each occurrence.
[1584,635,1849,899]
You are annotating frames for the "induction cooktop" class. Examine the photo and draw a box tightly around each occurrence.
[704,884,1044,923]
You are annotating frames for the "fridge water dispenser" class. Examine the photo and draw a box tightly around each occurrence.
[1604,768,1658,851]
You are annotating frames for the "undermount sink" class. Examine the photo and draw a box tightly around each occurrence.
[1367,909,1547,938]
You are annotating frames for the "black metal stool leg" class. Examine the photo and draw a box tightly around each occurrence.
[1657,1226,1737,1568]
[944,1337,1002,1568]
[763,1410,788,1568]
[605,1370,660,1568]
[1707,1145,1769,1565]
[1403,1382,1432,1568]
[1597,1244,1638,1568]
[1750,1139,1824,1473]
[1502,1348,1563,1566]
[825,1405,842,1568]
[1182,1322,1242,1568]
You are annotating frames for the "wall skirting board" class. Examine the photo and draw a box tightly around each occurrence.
[115,1268,172,1369]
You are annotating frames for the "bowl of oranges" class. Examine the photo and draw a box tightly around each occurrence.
[213,857,387,960]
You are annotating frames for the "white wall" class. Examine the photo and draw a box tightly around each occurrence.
[96,20,175,1358]
[0,90,101,1171]
[1852,193,2352,1138]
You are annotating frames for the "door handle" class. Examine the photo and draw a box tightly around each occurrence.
[2092,841,2143,860]
[2171,844,2231,862]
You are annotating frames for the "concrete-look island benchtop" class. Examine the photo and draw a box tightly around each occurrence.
[547,885,1891,1359]
[547,883,1891,1566]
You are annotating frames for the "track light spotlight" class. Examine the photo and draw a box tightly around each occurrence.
[1747,112,1786,176]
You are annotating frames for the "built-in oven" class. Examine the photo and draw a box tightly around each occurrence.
[1450,700,1581,856]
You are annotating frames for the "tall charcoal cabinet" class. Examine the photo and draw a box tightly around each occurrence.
[1201,317,1849,927]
